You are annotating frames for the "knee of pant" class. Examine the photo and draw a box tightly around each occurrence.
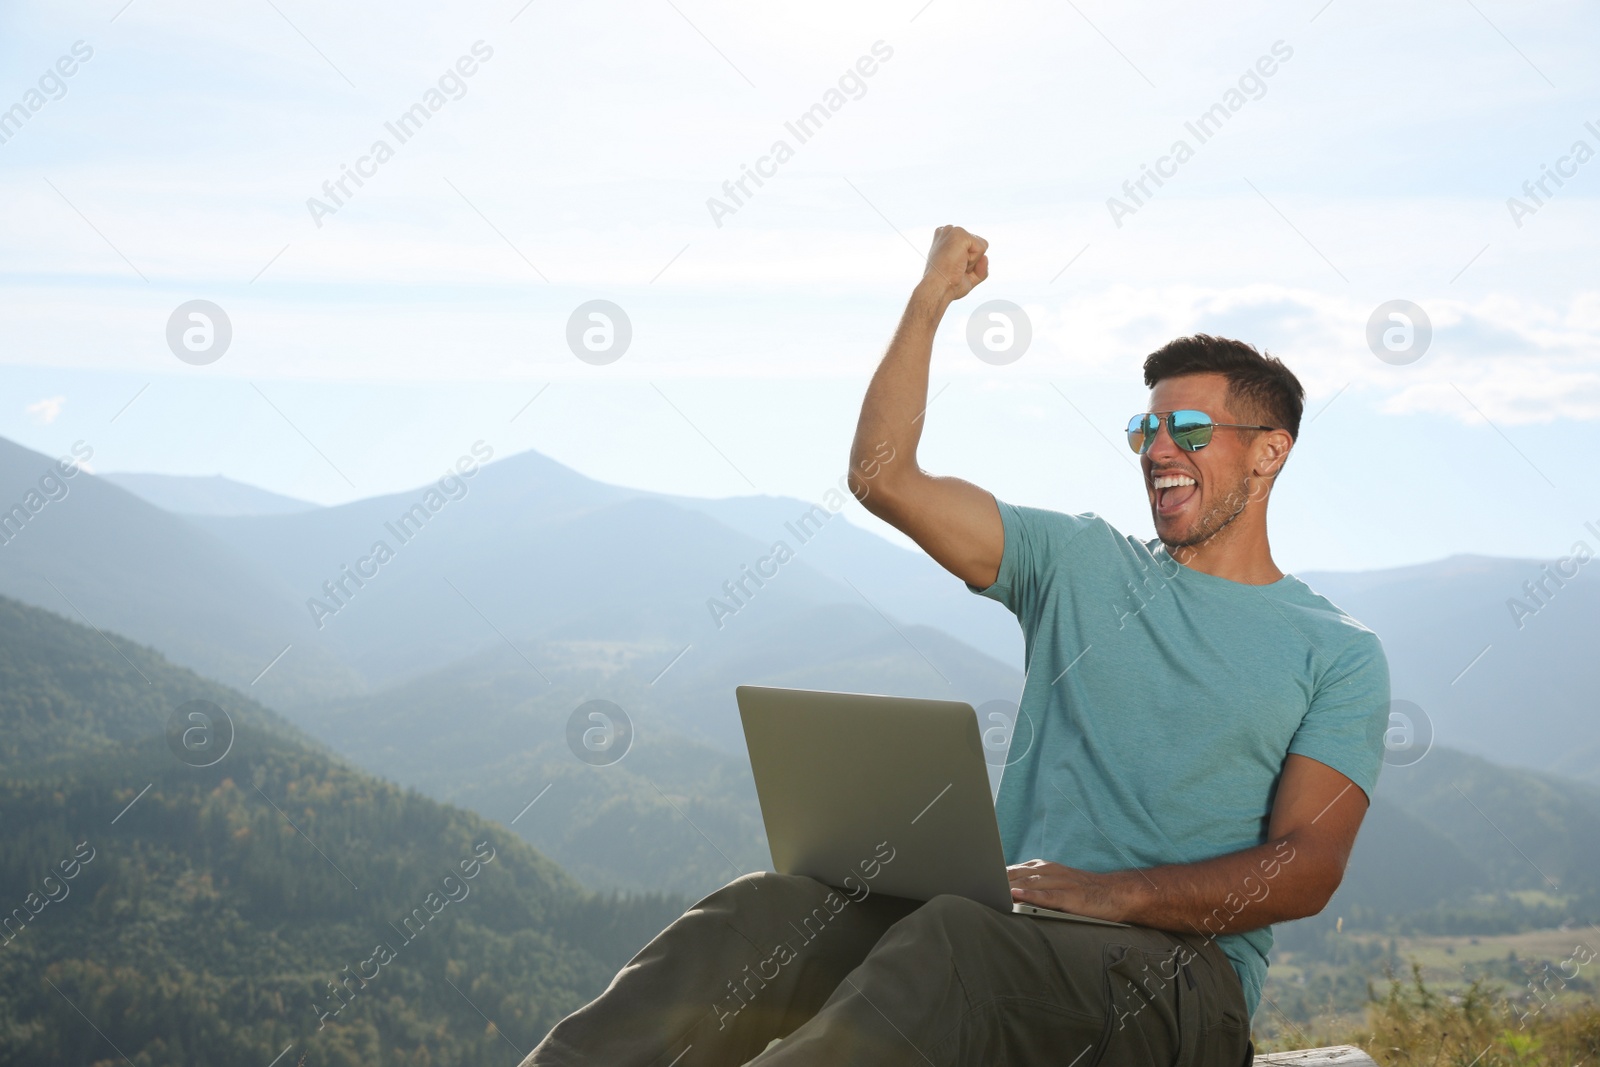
[725,871,771,895]
[703,870,769,910]
[704,870,830,916]
[727,870,825,897]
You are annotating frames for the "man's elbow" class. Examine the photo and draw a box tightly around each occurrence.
[846,463,910,519]
[1285,861,1347,922]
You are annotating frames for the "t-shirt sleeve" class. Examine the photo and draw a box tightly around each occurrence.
[1285,630,1391,801]
[964,498,1100,626]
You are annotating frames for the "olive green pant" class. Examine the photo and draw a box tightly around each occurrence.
[521,870,1253,1067]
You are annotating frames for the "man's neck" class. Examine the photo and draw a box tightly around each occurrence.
[1165,522,1284,586]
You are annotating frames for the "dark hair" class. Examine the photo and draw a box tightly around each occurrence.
[1142,334,1305,441]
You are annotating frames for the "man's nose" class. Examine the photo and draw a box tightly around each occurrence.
[1145,417,1181,458]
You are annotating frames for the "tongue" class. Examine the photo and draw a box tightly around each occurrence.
[1161,483,1198,510]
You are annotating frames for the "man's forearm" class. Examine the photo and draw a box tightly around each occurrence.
[1109,831,1344,937]
[848,282,949,501]
[1012,757,1368,938]
[1013,828,1345,938]
[842,225,1002,587]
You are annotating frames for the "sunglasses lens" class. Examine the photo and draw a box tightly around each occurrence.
[1170,410,1214,451]
[1127,414,1155,454]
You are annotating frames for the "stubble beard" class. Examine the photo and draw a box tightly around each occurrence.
[1156,471,1254,553]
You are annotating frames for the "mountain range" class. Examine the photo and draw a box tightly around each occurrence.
[99,471,319,517]
[1,428,1596,1065]
[7,436,1594,774]
[3,434,1595,928]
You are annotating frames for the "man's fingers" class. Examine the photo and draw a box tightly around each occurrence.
[921,226,990,300]
[1007,862,1053,887]
[1011,885,1066,911]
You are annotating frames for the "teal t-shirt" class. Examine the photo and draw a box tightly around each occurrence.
[966,500,1390,1018]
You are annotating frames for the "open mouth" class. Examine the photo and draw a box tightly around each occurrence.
[1152,472,1198,518]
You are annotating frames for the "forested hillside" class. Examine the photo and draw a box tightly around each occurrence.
[0,595,682,1066]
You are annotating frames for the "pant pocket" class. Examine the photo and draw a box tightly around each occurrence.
[1089,943,1190,1067]
[1088,940,1252,1067]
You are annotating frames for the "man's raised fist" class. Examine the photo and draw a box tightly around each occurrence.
[920,224,989,302]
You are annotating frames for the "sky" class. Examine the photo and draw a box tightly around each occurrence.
[1,0,1596,572]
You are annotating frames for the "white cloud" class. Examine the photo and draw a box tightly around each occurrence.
[1030,284,1600,425]
[24,395,65,423]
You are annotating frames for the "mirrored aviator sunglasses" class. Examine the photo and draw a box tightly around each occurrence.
[1125,410,1276,454]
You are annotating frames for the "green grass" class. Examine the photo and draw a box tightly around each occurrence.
[1261,923,1600,1036]
[1258,964,1600,1066]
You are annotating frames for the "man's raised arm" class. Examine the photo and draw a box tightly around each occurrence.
[847,225,1006,591]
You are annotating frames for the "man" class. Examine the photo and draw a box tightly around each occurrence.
[521,226,1390,1067]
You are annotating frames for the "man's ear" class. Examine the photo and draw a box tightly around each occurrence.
[1255,431,1292,479]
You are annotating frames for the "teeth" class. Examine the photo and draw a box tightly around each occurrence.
[1153,474,1197,490]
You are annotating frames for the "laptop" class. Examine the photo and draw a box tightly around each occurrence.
[735,685,1126,926]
